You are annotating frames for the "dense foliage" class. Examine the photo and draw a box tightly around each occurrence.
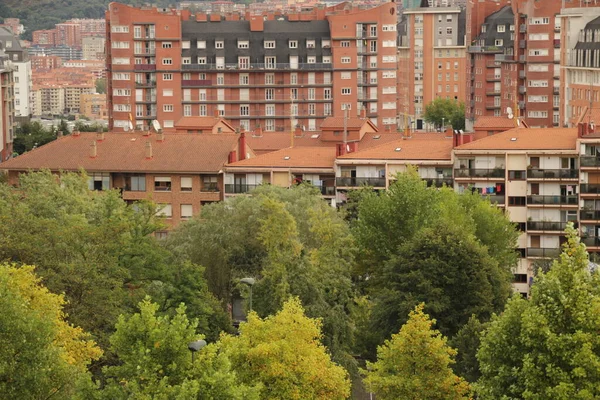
[423,97,466,130]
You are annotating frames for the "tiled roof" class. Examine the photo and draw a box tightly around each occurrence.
[455,127,578,151]
[575,106,600,126]
[474,115,517,129]
[174,116,233,130]
[338,134,453,160]
[225,146,336,169]
[0,132,238,173]
[319,117,378,130]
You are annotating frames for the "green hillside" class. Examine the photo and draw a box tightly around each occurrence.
[0,0,171,40]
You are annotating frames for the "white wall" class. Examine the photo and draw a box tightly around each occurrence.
[13,60,31,117]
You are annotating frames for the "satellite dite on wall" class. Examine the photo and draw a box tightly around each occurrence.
[128,120,134,131]
[506,107,514,120]
[152,120,161,132]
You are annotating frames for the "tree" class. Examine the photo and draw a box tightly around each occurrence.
[0,263,101,399]
[352,171,517,353]
[365,304,470,400]
[94,298,259,399]
[477,223,600,399]
[448,315,488,383]
[219,297,351,400]
[95,78,106,94]
[12,121,57,154]
[423,97,466,130]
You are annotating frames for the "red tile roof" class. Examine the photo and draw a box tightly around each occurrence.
[0,132,239,173]
[338,134,453,160]
[225,146,336,169]
[474,116,518,129]
[455,127,578,151]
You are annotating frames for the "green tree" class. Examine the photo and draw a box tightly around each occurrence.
[95,78,106,94]
[219,297,351,400]
[95,298,259,399]
[0,263,101,399]
[365,304,470,400]
[477,223,600,399]
[13,120,57,154]
[423,97,466,130]
[352,170,516,352]
[449,315,488,383]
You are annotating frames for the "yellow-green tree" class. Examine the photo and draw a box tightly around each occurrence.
[365,304,471,400]
[0,263,101,399]
[219,297,351,400]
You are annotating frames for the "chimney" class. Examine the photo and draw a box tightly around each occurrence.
[145,141,153,159]
[294,125,302,137]
[578,122,585,138]
[249,16,264,31]
[96,129,104,141]
[143,130,151,136]
[90,140,97,158]
[157,129,164,141]
[57,130,63,138]
[72,129,80,137]
[214,108,220,118]
[238,130,246,161]
[445,126,453,138]
[361,106,366,119]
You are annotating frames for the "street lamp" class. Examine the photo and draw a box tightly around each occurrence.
[442,117,445,131]
[188,339,207,363]
[240,277,256,312]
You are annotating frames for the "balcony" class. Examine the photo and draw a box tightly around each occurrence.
[181,62,333,71]
[495,54,514,62]
[519,86,526,94]
[467,45,503,54]
[224,183,261,194]
[527,248,560,258]
[553,87,560,94]
[581,184,600,194]
[519,70,526,79]
[581,236,600,247]
[527,168,578,180]
[580,210,600,220]
[182,79,213,87]
[519,40,527,49]
[134,64,156,71]
[520,24,527,33]
[486,74,501,82]
[424,177,453,188]
[454,168,505,179]
[526,195,578,206]
[315,185,336,196]
[135,80,156,87]
[482,194,506,204]
[336,177,386,187]
[486,61,501,68]
[486,89,501,96]
[580,156,600,168]
[485,102,501,110]
[134,49,156,56]
[527,221,572,231]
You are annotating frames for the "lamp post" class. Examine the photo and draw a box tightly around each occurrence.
[240,277,256,312]
[188,339,207,363]
[442,117,445,131]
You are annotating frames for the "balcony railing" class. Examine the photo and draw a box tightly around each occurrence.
[527,221,572,231]
[182,62,333,71]
[527,195,578,205]
[224,183,261,194]
[336,177,386,187]
[581,236,600,247]
[581,210,600,220]
[527,248,560,258]
[182,79,213,86]
[133,64,156,71]
[454,168,505,178]
[482,194,505,204]
[424,178,453,188]
[467,45,503,54]
[315,185,336,196]
[581,184,600,194]
[527,168,578,179]
[580,156,600,167]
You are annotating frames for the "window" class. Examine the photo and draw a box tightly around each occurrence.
[240,74,249,85]
[341,41,350,47]
[308,88,315,100]
[495,39,503,46]
[238,56,249,69]
[163,104,173,112]
[265,119,275,132]
[88,173,110,191]
[446,27,453,35]
[508,170,526,180]
[162,58,173,65]
[382,24,396,31]
[199,105,207,116]
[156,204,172,218]
[154,177,171,192]
[307,56,316,63]
[341,57,351,63]
[113,89,131,96]
[163,89,173,97]
[182,40,190,49]
[183,104,192,116]
[508,196,526,206]
[309,103,316,115]
[529,49,549,56]
[111,25,130,33]
[289,40,298,48]
[306,39,316,48]
[199,89,206,101]
[322,39,330,48]
[217,74,224,85]
[529,17,550,25]
[342,88,351,95]
[341,72,351,79]
[111,41,130,48]
[383,71,396,79]
[324,103,332,116]
[324,88,331,100]
[370,25,377,37]
[265,56,276,69]
[215,40,224,48]
[238,40,249,49]
[128,175,146,191]
[113,104,131,112]
[197,57,207,64]
[290,73,297,84]
[163,73,173,80]
[182,57,191,64]
[291,88,298,100]
[197,40,206,49]
[497,25,506,33]
[266,104,275,116]
[162,42,172,48]
[265,88,274,100]
[240,105,250,116]
[180,176,193,192]
[113,57,130,65]
[382,55,396,63]
[264,40,276,48]
[134,26,142,38]
[113,73,130,80]
[202,175,218,192]
[181,204,193,219]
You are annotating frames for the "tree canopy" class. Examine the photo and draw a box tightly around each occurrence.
[477,223,600,399]
[365,304,471,400]
[423,97,466,130]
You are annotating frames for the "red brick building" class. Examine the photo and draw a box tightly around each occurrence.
[105,2,399,132]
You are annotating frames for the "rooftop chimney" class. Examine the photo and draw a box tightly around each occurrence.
[145,141,153,159]
[72,129,80,136]
[238,130,246,161]
[143,130,151,136]
[96,130,104,141]
[90,140,97,158]
[157,129,164,141]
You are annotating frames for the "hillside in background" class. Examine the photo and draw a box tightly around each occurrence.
[0,0,171,40]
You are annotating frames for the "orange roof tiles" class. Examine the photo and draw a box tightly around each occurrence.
[455,127,578,151]
[474,116,517,129]
[338,134,453,160]
[226,146,336,169]
[0,132,238,173]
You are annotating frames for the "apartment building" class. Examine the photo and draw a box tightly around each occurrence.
[27,45,83,61]
[0,26,32,118]
[0,48,15,162]
[0,18,24,36]
[62,59,106,79]
[105,1,399,132]
[80,93,108,120]
[0,130,251,228]
[398,2,467,130]
[31,83,95,116]
[82,37,106,61]
[31,55,62,70]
